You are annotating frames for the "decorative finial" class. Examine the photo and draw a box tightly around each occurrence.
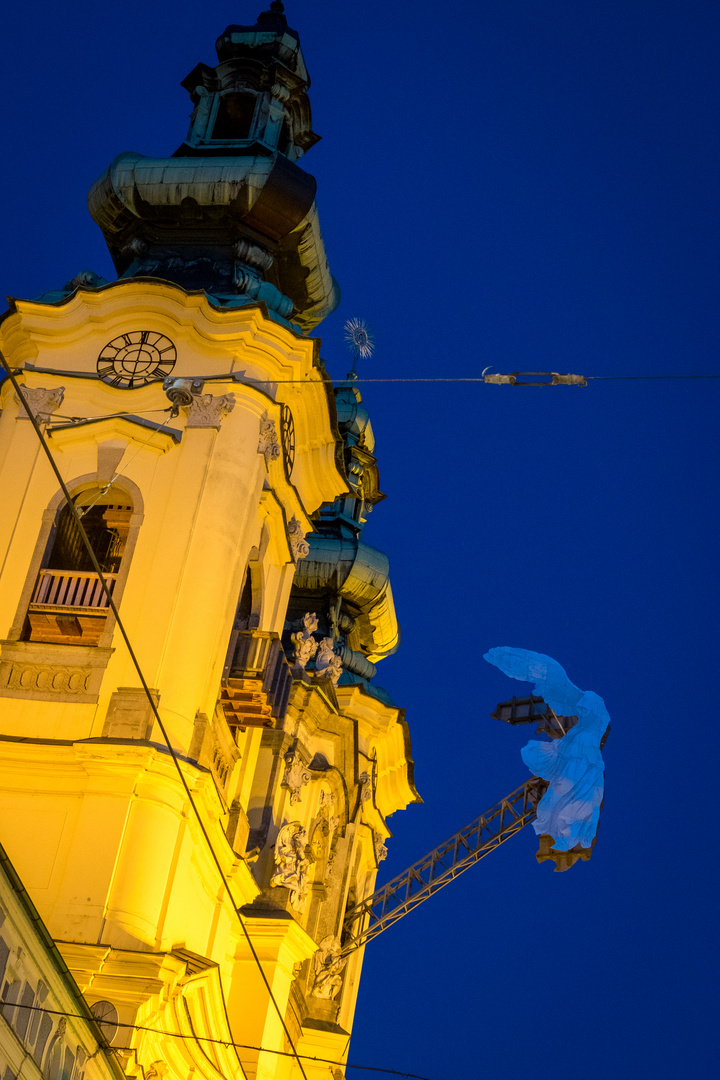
[343,318,375,379]
[258,1,286,22]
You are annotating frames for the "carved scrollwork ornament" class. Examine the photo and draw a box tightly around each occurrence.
[358,770,373,803]
[282,750,311,805]
[374,833,388,863]
[287,515,309,561]
[258,416,281,462]
[270,82,291,103]
[15,386,65,422]
[186,392,236,428]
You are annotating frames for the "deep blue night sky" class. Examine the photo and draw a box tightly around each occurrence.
[1,2,718,1078]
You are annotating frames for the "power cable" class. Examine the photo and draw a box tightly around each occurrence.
[0,354,310,1080]
[0,1001,439,1080]
[49,409,173,424]
[74,414,173,518]
[6,364,719,387]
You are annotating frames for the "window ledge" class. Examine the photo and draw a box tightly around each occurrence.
[0,640,113,703]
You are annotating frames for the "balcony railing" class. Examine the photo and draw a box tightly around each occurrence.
[220,629,293,730]
[26,569,117,645]
[31,568,117,610]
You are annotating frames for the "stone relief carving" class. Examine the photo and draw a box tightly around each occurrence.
[358,771,373,803]
[258,416,281,462]
[310,818,330,869]
[319,788,340,833]
[270,822,310,914]
[210,730,235,788]
[313,788,341,879]
[186,392,236,428]
[314,638,343,686]
[291,612,318,668]
[15,386,65,422]
[2,662,92,696]
[282,750,311,805]
[374,834,388,863]
[310,936,347,1000]
[287,516,310,561]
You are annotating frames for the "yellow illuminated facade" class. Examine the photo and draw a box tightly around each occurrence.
[0,7,418,1080]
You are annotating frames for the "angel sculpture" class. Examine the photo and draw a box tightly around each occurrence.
[270,822,310,913]
[291,612,318,669]
[311,935,347,1000]
[314,638,343,686]
[484,647,610,856]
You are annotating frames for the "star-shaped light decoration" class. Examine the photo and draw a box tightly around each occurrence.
[343,317,375,377]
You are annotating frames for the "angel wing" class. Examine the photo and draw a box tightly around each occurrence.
[483,646,584,715]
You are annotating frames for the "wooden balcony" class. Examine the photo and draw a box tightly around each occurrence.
[220,630,293,731]
[26,569,117,645]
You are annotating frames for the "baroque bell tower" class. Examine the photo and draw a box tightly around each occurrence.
[0,5,417,1080]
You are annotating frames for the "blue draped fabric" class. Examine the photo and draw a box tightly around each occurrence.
[484,647,610,851]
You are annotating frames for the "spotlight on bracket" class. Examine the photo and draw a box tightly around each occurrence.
[163,377,203,416]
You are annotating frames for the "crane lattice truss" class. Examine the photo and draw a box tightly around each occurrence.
[341,777,547,956]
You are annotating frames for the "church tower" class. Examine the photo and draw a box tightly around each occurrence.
[0,6,418,1080]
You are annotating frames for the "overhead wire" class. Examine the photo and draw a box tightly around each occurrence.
[0,1001,439,1080]
[3,365,719,389]
[0,353,310,1080]
[74,414,174,518]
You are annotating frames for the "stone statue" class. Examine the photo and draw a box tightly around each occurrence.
[291,612,318,668]
[314,638,343,686]
[311,935,347,1000]
[270,822,310,913]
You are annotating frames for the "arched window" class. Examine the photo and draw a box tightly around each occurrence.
[32,1010,53,1066]
[24,489,133,646]
[44,1028,64,1080]
[212,92,257,141]
[26,981,47,1050]
[13,981,35,1041]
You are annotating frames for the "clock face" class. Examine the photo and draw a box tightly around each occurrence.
[97,331,176,388]
[89,999,119,1043]
[280,404,295,478]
